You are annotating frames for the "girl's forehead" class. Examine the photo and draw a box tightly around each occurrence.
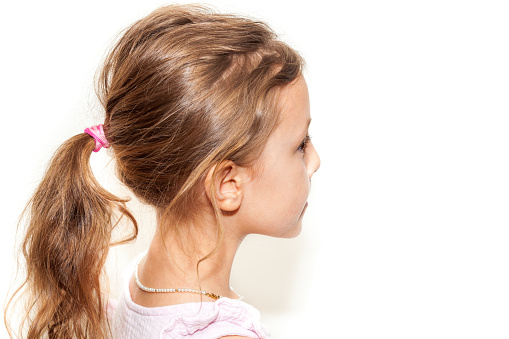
[278,76,311,126]
[262,76,310,151]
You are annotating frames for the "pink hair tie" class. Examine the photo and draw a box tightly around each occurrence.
[84,124,110,152]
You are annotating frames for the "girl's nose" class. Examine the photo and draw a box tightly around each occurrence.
[307,143,321,179]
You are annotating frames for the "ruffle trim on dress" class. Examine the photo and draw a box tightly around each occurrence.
[160,297,271,339]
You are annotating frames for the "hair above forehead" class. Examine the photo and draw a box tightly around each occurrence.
[96,4,304,212]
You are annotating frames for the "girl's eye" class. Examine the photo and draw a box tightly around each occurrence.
[298,135,311,153]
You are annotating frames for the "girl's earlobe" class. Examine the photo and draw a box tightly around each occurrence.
[204,161,244,212]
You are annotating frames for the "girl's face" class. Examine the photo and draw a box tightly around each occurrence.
[240,75,320,238]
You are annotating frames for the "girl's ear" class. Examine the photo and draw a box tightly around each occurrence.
[204,161,247,212]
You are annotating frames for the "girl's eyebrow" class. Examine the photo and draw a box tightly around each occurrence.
[301,118,312,136]
[296,118,312,143]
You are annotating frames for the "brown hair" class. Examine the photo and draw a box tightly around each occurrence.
[5,4,303,338]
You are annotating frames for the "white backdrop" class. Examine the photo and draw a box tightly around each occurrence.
[1,1,509,338]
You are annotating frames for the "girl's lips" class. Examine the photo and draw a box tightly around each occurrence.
[301,202,308,215]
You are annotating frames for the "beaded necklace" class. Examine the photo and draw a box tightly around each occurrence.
[134,255,223,300]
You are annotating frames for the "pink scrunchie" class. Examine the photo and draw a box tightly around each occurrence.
[84,124,109,152]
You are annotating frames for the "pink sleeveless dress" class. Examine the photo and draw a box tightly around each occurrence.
[109,258,271,339]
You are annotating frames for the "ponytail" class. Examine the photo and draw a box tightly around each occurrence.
[6,133,137,338]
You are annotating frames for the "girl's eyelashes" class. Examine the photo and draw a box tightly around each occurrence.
[298,134,311,153]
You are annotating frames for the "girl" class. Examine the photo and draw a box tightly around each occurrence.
[6,4,320,339]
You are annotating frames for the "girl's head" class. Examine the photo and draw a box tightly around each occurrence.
[97,5,311,234]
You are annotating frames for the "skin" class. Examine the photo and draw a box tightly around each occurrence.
[236,75,320,239]
[130,75,320,310]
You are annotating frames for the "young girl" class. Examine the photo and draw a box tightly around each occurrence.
[6,4,320,338]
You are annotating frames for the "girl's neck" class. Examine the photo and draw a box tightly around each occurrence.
[130,219,244,307]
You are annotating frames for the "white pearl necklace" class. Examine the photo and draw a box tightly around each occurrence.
[134,255,223,300]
